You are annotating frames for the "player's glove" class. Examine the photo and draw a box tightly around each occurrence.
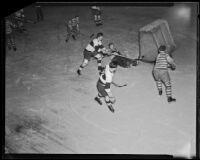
[170,64,176,71]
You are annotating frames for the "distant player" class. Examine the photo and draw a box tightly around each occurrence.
[107,42,138,68]
[152,45,176,103]
[6,17,17,51]
[65,16,80,42]
[91,6,102,26]
[94,61,118,113]
[77,32,107,75]
[13,9,27,33]
[35,4,44,22]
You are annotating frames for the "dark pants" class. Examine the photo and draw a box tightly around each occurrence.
[66,26,79,41]
[36,6,43,21]
[97,80,108,97]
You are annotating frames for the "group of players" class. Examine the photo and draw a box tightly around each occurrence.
[65,6,176,113]
[5,4,43,51]
[6,6,176,113]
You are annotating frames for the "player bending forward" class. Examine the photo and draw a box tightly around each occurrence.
[94,61,119,113]
[106,42,138,68]
[65,16,80,42]
[77,32,107,75]
[152,45,176,103]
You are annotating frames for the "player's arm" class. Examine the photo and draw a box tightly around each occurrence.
[166,54,176,70]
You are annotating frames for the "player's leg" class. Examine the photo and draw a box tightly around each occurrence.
[97,14,102,26]
[6,34,12,50]
[105,96,114,113]
[65,26,71,42]
[94,53,103,71]
[162,71,176,103]
[77,58,89,75]
[77,50,91,75]
[152,69,163,95]
[95,81,104,105]
[10,34,17,51]
[71,27,77,40]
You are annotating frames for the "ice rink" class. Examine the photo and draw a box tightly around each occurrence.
[5,3,197,157]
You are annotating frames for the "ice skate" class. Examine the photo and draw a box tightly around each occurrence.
[94,97,102,105]
[168,97,176,103]
[108,105,115,113]
[77,69,81,75]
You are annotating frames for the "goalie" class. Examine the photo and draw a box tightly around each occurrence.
[152,45,176,103]
[106,42,138,68]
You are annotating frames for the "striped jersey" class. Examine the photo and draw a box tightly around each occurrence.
[155,51,169,69]
[86,38,103,52]
[154,51,176,70]
[99,64,114,92]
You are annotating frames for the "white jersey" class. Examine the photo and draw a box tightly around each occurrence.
[99,64,114,92]
[86,38,102,52]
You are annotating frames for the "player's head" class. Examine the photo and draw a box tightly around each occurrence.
[96,32,103,41]
[108,42,114,50]
[75,15,79,21]
[109,61,118,73]
[158,45,166,53]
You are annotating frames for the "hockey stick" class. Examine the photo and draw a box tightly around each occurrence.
[79,32,94,38]
[112,82,127,88]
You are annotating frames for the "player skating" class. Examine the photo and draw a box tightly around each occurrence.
[94,61,118,113]
[65,16,80,42]
[77,32,108,75]
[152,45,176,103]
[5,17,17,51]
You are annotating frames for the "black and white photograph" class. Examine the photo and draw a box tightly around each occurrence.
[3,1,199,158]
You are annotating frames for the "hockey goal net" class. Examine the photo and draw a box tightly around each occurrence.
[138,19,176,62]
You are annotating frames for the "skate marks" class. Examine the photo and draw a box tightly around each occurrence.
[67,90,143,136]
[6,105,77,153]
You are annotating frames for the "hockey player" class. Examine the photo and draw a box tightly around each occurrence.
[5,17,17,51]
[65,16,80,42]
[152,45,176,103]
[94,61,118,113]
[35,4,44,22]
[13,9,27,33]
[77,32,107,75]
[91,6,102,26]
[107,42,138,68]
